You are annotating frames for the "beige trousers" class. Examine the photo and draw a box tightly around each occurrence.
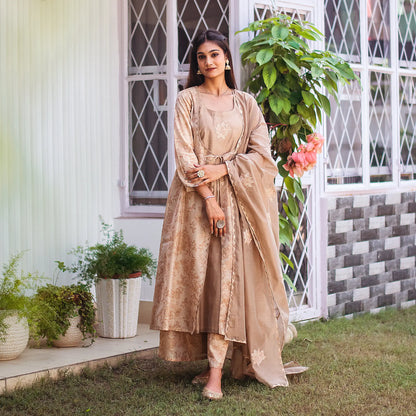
[207,333,229,369]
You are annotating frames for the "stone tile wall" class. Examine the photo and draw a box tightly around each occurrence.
[326,192,416,317]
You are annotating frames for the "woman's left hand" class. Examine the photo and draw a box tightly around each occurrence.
[186,164,227,186]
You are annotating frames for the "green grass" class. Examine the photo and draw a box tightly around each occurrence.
[1,306,416,416]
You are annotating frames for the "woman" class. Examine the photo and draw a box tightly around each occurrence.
[151,29,301,400]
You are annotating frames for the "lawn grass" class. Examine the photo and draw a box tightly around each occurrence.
[1,306,415,416]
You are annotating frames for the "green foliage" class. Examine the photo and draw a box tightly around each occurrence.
[31,283,96,345]
[0,252,43,340]
[238,15,357,284]
[58,219,157,288]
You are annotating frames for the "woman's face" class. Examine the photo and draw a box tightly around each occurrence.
[196,41,227,80]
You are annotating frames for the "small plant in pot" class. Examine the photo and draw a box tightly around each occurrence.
[58,220,157,339]
[0,252,43,360]
[31,283,96,347]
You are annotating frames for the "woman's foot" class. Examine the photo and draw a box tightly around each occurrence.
[202,386,223,400]
[202,367,223,399]
[191,368,210,385]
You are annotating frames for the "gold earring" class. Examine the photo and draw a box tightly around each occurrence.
[225,59,231,70]
[197,69,202,75]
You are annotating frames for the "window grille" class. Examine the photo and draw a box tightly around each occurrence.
[324,0,416,188]
[127,0,229,208]
[398,0,416,68]
[253,3,320,321]
[325,0,361,63]
[399,75,416,180]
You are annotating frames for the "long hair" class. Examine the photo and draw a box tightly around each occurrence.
[185,29,237,89]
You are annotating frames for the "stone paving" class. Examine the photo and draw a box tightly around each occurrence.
[0,324,159,394]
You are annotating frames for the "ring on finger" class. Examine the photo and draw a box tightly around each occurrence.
[216,219,225,229]
[197,170,205,178]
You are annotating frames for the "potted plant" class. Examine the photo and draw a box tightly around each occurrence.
[0,252,42,360]
[59,220,157,339]
[31,283,96,347]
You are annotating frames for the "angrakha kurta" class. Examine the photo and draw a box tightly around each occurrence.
[150,86,290,387]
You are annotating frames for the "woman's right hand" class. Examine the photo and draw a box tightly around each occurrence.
[205,198,226,237]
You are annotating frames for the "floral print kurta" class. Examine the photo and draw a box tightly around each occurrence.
[150,86,290,387]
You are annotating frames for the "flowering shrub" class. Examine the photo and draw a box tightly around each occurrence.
[239,15,357,286]
[283,133,324,177]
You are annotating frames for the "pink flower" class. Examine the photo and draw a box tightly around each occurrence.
[303,151,317,171]
[283,132,325,178]
[283,155,305,177]
[306,133,324,153]
[291,149,306,165]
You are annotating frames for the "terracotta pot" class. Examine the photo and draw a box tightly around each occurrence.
[0,312,29,360]
[108,271,142,280]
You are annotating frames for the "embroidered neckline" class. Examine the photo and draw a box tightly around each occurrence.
[196,86,236,113]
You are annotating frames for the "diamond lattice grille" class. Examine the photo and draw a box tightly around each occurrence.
[326,77,363,184]
[254,4,310,22]
[398,0,416,68]
[324,0,360,62]
[368,0,390,66]
[369,72,392,182]
[130,80,169,198]
[399,76,416,180]
[177,0,229,66]
[279,186,314,310]
[129,0,167,74]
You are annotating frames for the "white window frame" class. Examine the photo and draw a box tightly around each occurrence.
[324,0,416,196]
[118,0,239,217]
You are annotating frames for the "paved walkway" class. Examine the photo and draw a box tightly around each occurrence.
[0,324,159,394]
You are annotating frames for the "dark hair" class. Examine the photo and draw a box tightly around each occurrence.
[185,29,237,89]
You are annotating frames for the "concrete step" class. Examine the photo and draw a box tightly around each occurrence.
[0,324,159,394]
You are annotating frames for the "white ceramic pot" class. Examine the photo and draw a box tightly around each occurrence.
[284,322,298,345]
[0,312,29,360]
[95,277,141,338]
[52,315,83,348]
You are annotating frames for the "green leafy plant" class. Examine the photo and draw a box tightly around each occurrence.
[31,283,96,345]
[0,252,43,340]
[58,219,157,288]
[238,15,357,287]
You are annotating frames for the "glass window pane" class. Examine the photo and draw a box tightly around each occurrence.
[368,0,390,66]
[129,0,167,74]
[369,72,392,182]
[129,80,169,205]
[325,0,361,63]
[177,0,229,68]
[399,76,416,180]
[398,0,416,68]
[326,77,363,185]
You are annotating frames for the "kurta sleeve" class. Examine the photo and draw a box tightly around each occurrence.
[174,91,200,189]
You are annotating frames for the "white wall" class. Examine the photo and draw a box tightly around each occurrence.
[0,0,120,282]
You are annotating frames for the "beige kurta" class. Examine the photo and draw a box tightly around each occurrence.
[150,86,290,388]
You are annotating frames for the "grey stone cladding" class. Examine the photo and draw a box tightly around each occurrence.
[327,192,416,317]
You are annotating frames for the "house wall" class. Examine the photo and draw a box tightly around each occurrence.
[326,192,416,316]
[0,0,120,281]
[2,0,415,319]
